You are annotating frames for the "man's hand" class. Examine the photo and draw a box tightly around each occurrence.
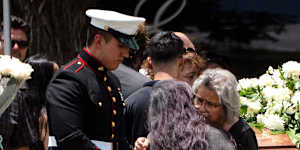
[134,137,150,150]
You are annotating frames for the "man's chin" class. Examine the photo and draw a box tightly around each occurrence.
[12,53,20,58]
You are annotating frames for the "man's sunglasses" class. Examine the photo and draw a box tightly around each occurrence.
[1,40,29,48]
[184,48,201,55]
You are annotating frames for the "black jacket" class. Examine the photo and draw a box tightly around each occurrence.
[46,49,129,150]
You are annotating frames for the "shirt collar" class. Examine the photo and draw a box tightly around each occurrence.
[79,48,108,73]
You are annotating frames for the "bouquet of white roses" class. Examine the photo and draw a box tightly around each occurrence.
[238,61,300,148]
[0,55,33,116]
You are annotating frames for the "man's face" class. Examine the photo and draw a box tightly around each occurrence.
[94,36,129,71]
[0,28,28,61]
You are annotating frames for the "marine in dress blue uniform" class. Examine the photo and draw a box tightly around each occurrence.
[46,9,145,150]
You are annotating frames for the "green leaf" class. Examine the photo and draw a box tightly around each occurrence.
[286,129,300,148]
[278,66,285,80]
[249,123,264,130]
[240,105,248,115]
[269,130,286,135]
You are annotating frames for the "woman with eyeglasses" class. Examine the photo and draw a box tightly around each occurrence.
[134,80,236,150]
[192,68,258,150]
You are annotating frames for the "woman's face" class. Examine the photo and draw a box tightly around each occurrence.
[178,62,198,86]
[193,86,226,128]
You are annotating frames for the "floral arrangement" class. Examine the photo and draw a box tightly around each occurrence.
[0,55,33,116]
[238,61,300,148]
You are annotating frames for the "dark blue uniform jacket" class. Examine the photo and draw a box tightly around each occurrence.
[46,49,129,150]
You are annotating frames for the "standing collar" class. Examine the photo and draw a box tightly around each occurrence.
[79,48,108,73]
[143,80,159,87]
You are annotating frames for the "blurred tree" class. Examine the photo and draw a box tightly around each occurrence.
[0,0,297,71]
[1,0,98,65]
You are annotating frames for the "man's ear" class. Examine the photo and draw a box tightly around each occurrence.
[94,34,104,47]
[178,55,184,66]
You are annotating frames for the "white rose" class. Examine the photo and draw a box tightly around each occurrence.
[262,87,277,101]
[247,100,262,114]
[238,78,259,90]
[272,72,285,88]
[240,96,248,105]
[263,114,285,131]
[262,87,291,102]
[291,91,300,104]
[277,87,292,101]
[256,114,265,124]
[268,66,274,74]
[286,104,297,115]
[259,74,274,87]
[282,61,300,78]
[0,55,33,80]
[271,102,283,114]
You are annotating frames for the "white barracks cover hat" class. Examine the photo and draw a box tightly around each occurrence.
[86,9,146,50]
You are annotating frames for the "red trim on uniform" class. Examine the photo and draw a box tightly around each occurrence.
[95,147,98,150]
[63,60,79,70]
[83,48,104,65]
[78,55,90,69]
[78,53,104,77]
[75,64,84,72]
[83,48,93,57]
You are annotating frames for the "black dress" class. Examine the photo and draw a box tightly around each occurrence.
[229,117,258,150]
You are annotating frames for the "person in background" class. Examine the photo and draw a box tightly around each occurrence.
[174,32,207,86]
[140,31,208,86]
[192,68,258,150]
[26,55,59,150]
[113,23,151,100]
[139,80,236,150]
[177,50,207,86]
[124,31,186,147]
[0,16,30,61]
[0,16,32,150]
[46,9,145,150]
[0,54,58,150]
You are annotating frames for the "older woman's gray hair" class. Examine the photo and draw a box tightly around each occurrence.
[149,80,236,150]
[192,68,240,123]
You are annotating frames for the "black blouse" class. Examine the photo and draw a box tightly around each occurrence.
[229,117,258,150]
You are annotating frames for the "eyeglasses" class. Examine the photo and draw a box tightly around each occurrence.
[1,40,29,49]
[193,94,222,109]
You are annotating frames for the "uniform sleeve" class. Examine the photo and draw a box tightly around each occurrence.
[46,71,98,150]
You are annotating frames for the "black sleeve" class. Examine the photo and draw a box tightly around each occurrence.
[239,129,258,150]
[46,72,97,150]
[124,87,151,146]
[0,92,19,149]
